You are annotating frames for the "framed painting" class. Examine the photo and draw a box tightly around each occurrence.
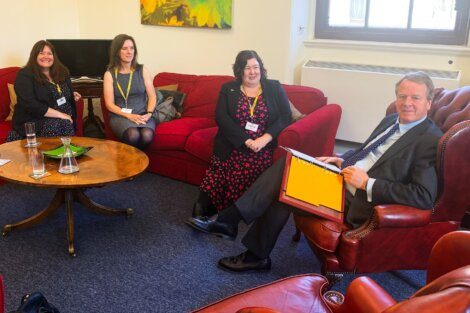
[141,0,232,29]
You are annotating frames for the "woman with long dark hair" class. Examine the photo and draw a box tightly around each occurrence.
[7,40,81,141]
[103,34,157,150]
[186,50,292,231]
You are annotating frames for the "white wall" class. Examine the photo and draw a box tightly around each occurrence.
[288,0,310,84]
[76,0,293,82]
[0,0,80,67]
[1,0,468,88]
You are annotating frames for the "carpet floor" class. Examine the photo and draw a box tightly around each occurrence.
[0,172,425,312]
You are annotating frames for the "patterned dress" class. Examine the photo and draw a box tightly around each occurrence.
[6,81,75,141]
[200,92,274,212]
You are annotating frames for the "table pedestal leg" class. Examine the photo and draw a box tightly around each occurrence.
[65,190,75,257]
[2,189,64,236]
[2,188,134,256]
[74,189,133,216]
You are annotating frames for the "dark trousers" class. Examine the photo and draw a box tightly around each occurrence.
[236,157,353,259]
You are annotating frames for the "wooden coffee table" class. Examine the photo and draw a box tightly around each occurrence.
[0,137,149,256]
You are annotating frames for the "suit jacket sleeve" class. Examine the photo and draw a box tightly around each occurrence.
[371,126,440,209]
[215,83,250,148]
[14,69,50,119]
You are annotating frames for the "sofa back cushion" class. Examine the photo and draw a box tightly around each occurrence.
[283,84,327,115]
[154,72,233,118]
[0,67,20,121]
[154,72,328,119]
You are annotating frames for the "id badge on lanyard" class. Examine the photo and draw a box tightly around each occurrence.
[245,121,259,132]
[57,97,66,106]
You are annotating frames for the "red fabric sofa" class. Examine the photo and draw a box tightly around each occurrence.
[101,72,342,185]
[0,66,84,143]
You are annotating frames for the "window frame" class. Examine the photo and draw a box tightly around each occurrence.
[314,0,470,45]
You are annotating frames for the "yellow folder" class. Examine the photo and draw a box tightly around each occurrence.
[286,156,343,212]
[279,147,345,223]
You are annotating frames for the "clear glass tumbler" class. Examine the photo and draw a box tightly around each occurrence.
[29,148,45,176]
[24,122,38,147]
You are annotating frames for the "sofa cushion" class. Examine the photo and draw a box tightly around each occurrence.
[154,72,233,119]
[151,117,216,151]
[6,83,17,121]
[289,100,306,122]
[283,84,327,115]
[185,127,217,162]
[156,83,178,91]
[0,67,20,121]
[183,75,234,118]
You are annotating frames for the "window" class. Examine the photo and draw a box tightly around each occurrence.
[315,0,470,45]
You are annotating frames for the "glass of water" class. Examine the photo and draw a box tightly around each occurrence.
[29,148,45,177]
[24,122,39,147]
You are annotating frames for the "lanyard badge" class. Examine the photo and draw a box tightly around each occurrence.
[115,68,134,108]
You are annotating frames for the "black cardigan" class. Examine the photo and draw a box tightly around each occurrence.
[213,79,292,160]
[11,67,77,137]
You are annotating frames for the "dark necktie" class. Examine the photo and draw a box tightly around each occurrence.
[341,123,399,169]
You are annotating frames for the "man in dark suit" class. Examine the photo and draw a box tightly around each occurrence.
[186,71,442,272]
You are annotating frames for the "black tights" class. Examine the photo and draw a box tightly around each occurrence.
[121,127,154,150]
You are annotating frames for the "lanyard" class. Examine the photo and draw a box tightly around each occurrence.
[49,81,62,95]
[115,68,134,107]
[242,85,262,117]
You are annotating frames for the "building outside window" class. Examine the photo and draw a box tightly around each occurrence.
[315,0,470,45]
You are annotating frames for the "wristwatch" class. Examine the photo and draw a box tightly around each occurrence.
[147,111,153,114]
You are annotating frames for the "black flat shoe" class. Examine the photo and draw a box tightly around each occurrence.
[185,216,238,241]
[218,252,271,273]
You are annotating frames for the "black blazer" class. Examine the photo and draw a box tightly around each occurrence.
[213,79,292,160]
[346,114,443,226]
[12,67,77,137]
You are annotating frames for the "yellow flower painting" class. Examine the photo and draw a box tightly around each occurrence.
[141,0,232,29]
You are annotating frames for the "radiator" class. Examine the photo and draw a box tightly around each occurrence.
[301,60,461,143]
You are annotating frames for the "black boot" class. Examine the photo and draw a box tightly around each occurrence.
[191,202,218,218]
[192,192,217,218]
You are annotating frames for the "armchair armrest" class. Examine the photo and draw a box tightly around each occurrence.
[372,204,432,228]
[334,277,396,313]
[275,104,341,160]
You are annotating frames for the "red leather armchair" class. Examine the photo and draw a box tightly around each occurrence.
[294,86,470,282]
[192,231,470,313]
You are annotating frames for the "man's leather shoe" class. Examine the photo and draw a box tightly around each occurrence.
[218,252,271,272]
[185,217,238,241]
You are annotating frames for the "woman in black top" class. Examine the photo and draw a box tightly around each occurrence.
[188,50,292,220]
[7,40,81,141]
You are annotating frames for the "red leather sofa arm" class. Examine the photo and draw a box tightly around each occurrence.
[275,104,342,160]
[334,277,396,313]
[371,204,432,228]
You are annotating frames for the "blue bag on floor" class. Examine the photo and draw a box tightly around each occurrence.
[9,292,60,313]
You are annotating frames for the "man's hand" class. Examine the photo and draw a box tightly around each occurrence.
[341,166,369,190]
[316,156,343,168]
